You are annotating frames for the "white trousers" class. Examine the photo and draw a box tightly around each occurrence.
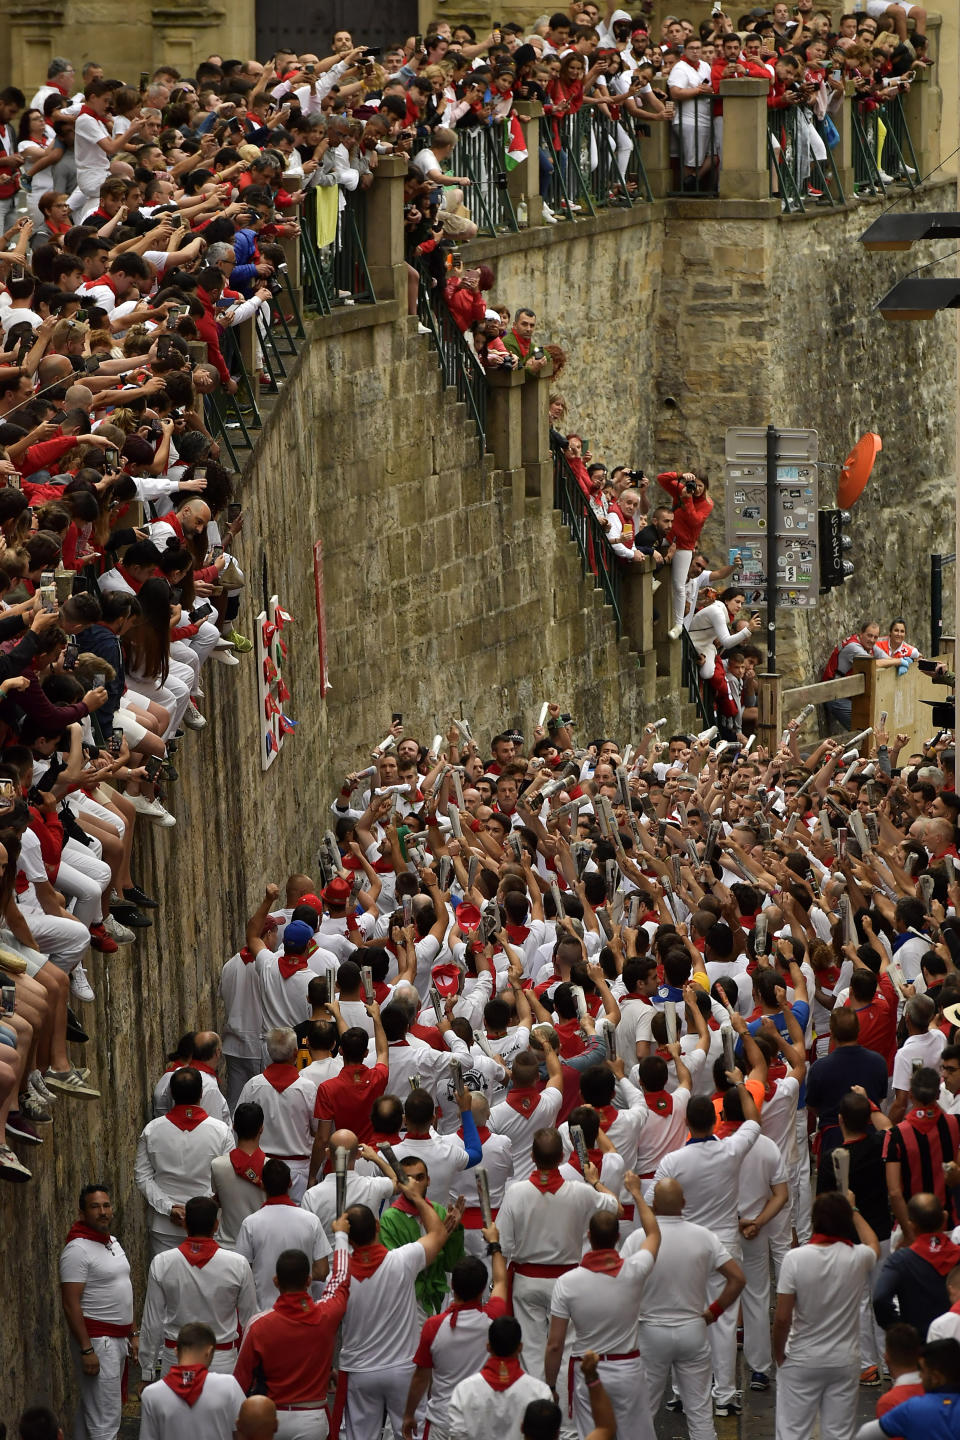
[775,1361,859,1440]
[511,1272,566,1381]
[707,1235,741,1403]
[20,903,89,974]
[276,1409,328,1440]
[740,1214,792,1377]
[570,1356,653,1440]
[637,1320,715,1440]
[70,1334,127,1440]
[125,669,190,738]
[671,548,694,628]
[792,1110,812,1241]
[343,1363,415,1440]
[859,1236,890,1368]
[58,842,111,927]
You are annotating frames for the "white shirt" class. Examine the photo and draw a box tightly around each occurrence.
[457,1130,515,1220]
[139,1372,245,1440]
[376,1033,470,1103]
[448,1369,552,1440]
[300,1171,395,1248]
[633,1087,692,1177]
[737,1130,788,1222]
[219,952,262,1059]
[340,1241,427,1370]
[498,1176,618,1264]
[59,1233,133,1325]
[623,1214,730,1325]
[893,1029,947,1092]
[210,1154,264,1249]
[1,307,43,336]
[489,1087,564,1179]
[652,1118,761,1242]
[299,1055,343,1087]
[254,951,322,1035]
[139,1244,258,1377]
[235,1203,331,1310]
[153,1068,230,1125]
[417,1301,509,1431]
[927,1309,960,1342]
[74,110,112,188]
[436,1052,509,1131]
[551,1249,655,1351]
[135,1113,234,1239]
[670,57,712,109]
[235,1072,317,1160]
[615,996,656,1066]
[777,1242,877,1365]
[760,1076,801,1167]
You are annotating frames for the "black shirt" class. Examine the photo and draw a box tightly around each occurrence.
[816,1129,892,1241]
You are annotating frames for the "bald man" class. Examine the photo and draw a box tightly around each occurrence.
[622,1180,745,1437]
[153,1031,230,1124]
[236,1396,278,1440]
[300,1128,397,1246]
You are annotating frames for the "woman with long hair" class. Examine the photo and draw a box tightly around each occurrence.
[122,577,191,740]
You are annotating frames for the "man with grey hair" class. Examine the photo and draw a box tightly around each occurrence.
[890,996,946,1123]
[206,241,273,326]
[235,1028,317,1200]
[30,57,75,115]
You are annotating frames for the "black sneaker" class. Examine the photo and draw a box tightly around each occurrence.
[110,900,152,929]
[124,885,159,910]
[665,1397,684,1414]
[715,1396,742,1417]
[6,1111,42,1145]
[66,1007,89,1044]
[750,1372,770,1391]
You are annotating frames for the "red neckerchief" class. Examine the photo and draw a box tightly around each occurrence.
[262,1062,301,1093]
[567,1145,602,1176]
[165,511,186,541]
[910,1232,960,1275]
[580,1248,624,1276]
[166,1104,208,1132]
[596,1105,617,1131]
[506,1086,542,1116]
[178,1237,218,1268]
[79,105,109,126]
[459,1124,490,1143]
[809,1233,854,1247]
[239,947,255,965]
[372,980,391,1003]
[264,1195,298,1207]
[229,1147,265,1186]
[278,953,308,980]
[392,1193,426,1217]
[905,1105,944,1136]
[505,923,530,944]
[480,1355,525,1392]
[162,1365,208,1407]
[448,1298,485,1329]
[65,1221,110,1247]
[193,1061,218,1078]
[529,1169,564,1194]
[714,1119,739,1139]
[644,1089,674,1116]
[373,1131,403,1147]
[350,1242,389,1279]
[272,1291,328,1325]
[116,562,143,593]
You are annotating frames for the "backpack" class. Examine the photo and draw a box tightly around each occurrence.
[822,635,857,682]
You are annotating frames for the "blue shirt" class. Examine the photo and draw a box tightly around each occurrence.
[738,1001,811,1105]
[881,1393,960,1439]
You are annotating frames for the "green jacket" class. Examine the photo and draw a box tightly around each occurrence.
[379,1202,465,1314]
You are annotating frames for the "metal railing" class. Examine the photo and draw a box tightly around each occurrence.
[560,109,654,210]
[667,97,719,196]
[300,186,376,314]
[416,272,487,451]
[681,626,716,728]
[453,123,520,235]
[852,101,887,195]
[879,92,919,189]
[540,114,597,218]
[767,106,845,211]
[551,437,624,636]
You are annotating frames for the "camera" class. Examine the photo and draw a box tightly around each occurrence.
[266,277,283,295]
[684,478,697,493]
[531,346,545,360]
[626,468,645,481]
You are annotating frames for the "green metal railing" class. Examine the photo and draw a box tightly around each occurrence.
[551,436,623,636]
[300,186,376,314]
[681,626,715,727]
[768,106,844,211]
[416,272,487,452]
[879,92,919,189]
[852,101,887,195]
[453,123,520,235]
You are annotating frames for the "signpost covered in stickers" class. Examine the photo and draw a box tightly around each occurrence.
[256,597,297,770]
[724,425,819,672]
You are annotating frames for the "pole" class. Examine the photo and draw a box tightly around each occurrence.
[931,552,942,657]
[766,422,777,672]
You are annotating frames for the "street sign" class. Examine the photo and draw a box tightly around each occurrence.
[724,429,819,608]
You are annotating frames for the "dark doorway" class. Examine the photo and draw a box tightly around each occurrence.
[255,0,419,62]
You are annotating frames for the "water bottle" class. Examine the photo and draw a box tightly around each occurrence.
[517,195,528,227]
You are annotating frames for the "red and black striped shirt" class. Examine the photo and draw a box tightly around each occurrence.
[883,1106,960,1220]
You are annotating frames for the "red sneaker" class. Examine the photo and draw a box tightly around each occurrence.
[89,923,118,954]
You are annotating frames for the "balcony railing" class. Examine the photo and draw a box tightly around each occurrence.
[416,272,487,451]
[300,186,376,314]
[768,106,845,212]
[666,97,720,197]
[551,436,623,636]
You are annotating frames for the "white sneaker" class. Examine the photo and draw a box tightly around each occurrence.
[541,202,558,225]
[211,648,240,667]
[128,793,163,818]
[29,1070,55,1106]
[417,322,432,335]
[651,578,660,593]
[103,914,135,945]
[191,685,205,700]
[879,168,894,184]
[152,802,177,828]
[70,965,95,1002]
[0,1144,31,1182]
[668,623,683,640]
[213,637,236,652]
[184,700,207,730]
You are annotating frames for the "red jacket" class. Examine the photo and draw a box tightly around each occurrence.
[194,286,232,386]
[658,471,714,551]
[22,434,77,478]
[443,277,485,334]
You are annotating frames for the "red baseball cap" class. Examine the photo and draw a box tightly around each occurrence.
[432,963,463,997]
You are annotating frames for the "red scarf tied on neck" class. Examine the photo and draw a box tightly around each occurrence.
[505,1087,541,1116]
[65,1221,111,1247]
[910,1232,960,1275]
[644,1090,674,1117]
[480,1355,525,1392]
[567,1146,602,1176]
[906,1105,945,1135]
[529,1169,564,1195]
[579,1248,624,1276]
[239,946,255,965]
[350,1242,389,1279]
[262,1063,301,1093]
[278,954,308,980]
[178,1238,218,1268]
[809,1234,854,1247]
[272,1291,329,1324]
[165,1104,208,1132]
[229,1147,265,1186]
[163,1365,208,1407]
